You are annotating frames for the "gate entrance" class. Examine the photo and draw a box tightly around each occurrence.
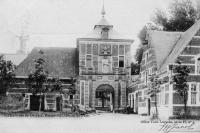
[95,84,114,111]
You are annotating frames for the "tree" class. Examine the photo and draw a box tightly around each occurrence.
[135,45,143,65]
[0,55,16,97]
[148,74,161,119]
[131,62,140,75]
[172,61,190,116]
[68,78,77,107]
[51,77,63,112]
[152,0,200,31]
[27,52,48,112]
[131,23,160,75]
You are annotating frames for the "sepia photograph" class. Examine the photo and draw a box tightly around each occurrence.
[0,0,200,133]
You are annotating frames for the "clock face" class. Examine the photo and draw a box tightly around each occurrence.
[100,44,111,55]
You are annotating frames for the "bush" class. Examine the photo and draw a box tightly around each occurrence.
[0,95,24,111]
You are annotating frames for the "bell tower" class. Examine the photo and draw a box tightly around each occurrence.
[94,0,113,39]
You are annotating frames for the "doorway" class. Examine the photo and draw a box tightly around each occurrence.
[30,95,44,111]
[135,93,139,113]
[147,98,151,115]
[56,96,61,111]
[95,84,114,111]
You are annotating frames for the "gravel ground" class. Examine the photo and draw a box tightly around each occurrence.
[0,113,200,133]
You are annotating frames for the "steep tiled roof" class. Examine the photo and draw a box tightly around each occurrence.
[83,29,133,40]
[147,30,183,68]
[15,47,78,78]
[160,19,200,71]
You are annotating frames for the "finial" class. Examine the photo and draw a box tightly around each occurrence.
[101,0,106,17]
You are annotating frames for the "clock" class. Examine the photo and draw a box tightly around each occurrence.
[100,44,111,55]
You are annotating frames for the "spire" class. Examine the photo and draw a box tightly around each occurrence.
[94,0,113,29]
[101,0,106,17]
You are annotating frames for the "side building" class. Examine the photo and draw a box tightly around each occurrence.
[129,20,200,118]
[7,47,79,111]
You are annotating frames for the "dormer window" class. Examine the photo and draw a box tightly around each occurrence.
[101,27,109,39]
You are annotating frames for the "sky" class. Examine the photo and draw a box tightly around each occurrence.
[0,0,173,57]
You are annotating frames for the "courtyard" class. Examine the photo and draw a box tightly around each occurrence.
[0,113,200,133]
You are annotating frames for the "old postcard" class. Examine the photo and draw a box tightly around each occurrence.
[0,0,200,133]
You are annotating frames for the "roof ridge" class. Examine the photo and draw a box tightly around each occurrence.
[33,47,76,49]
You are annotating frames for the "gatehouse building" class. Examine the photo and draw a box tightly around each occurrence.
[5,5,134,111]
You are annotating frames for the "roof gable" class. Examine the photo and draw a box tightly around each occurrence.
[147,30,182,68]
[160,19,200,71]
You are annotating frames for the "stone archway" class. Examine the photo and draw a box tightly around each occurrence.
[95,84,114,111]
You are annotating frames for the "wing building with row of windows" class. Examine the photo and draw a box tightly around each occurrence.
[128,20,200,118]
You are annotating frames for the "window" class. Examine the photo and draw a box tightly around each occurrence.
[80,56,86,66]
[87,44,92,54]
[119,56,124,67]
[197,58,200,74]
[145,70,148,85]
[199,84,200,102]
[80,44,86,55]
[146,52,148,61]
[93,56,98,72]
[101,28,109,39]
[80,81,85,105]
[112,45,118,56]
[165,93,169,105]
[160,87,165,105]
[98,59,102,73]
[149,68,152,76]
[112,57,118,68]
[145,52,149,64]
[93,44,98,55]
[165,84,169,105]
[191,84,197,104]
[86,55,92,67]
[119,45,125,55]
[191,93,196,104]
[138,91,142,102]
[70,95,73,100]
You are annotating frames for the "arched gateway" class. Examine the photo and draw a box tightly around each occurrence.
[95,84,114,111]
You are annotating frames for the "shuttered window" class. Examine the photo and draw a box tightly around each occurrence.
[191,84,197,104]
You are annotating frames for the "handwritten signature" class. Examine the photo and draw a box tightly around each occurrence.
[159,121,195,133]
